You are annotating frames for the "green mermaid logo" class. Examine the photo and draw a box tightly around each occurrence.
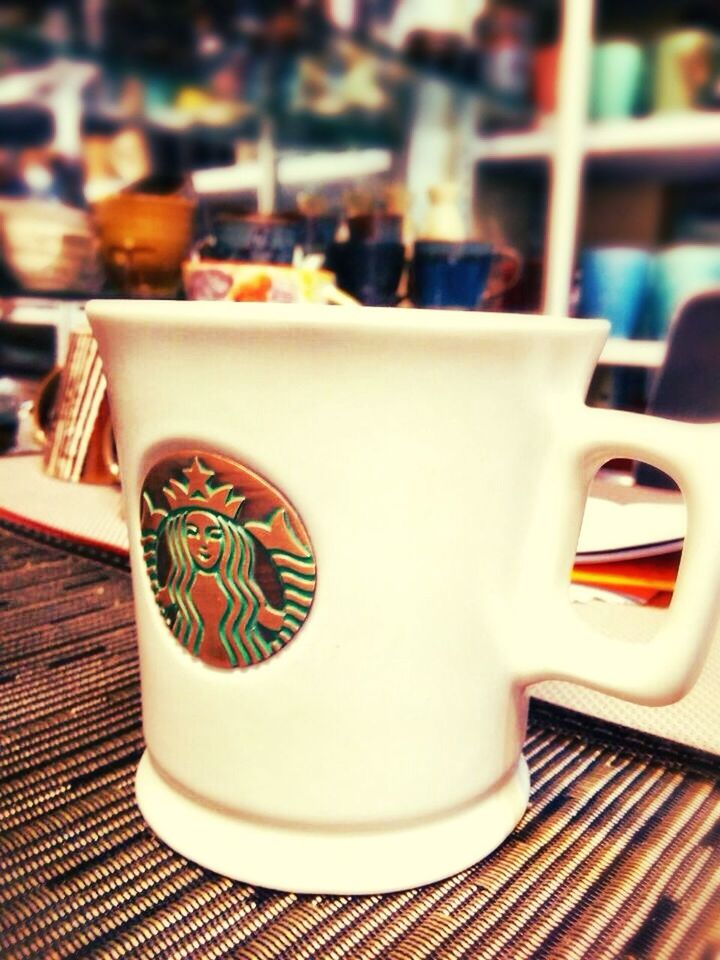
[140,452,316,669]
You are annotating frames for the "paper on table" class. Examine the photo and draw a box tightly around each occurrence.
[569,583,640,605]
[576,494,686,562]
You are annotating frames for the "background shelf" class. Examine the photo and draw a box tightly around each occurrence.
[598,339,666,369]
[586,113,720,175]
[473,126,554,163]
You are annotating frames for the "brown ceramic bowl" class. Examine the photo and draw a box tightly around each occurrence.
[93,192,196,297]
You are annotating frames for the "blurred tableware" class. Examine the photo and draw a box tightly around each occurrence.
[477,1,533,107]
[652,28,717,112]
[532,42,560,116]
[590,40,647,120]
[403,29,468,80]
[422,182,465,243]
[0,104,55,151]
[183,259,353,304]
[672,185,720,243]
[0,104,55,199]
[347,212,403,244]
[0,199,103,294]
[93,191,196,297]
[42,327,118,485]
[326,239,406,306]
[410,241,520,310]
[647,244,720,339]
[577,247,652,338]
[494,254,544,313]
[0,393,19,453]
[295,193,340,258]
[204,214,301,265]
[299,213,339,257]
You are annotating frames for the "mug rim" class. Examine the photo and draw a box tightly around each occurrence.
[580,245,652,254]
[92,193,196,211]
[413,241,494,256]
[328,238,406,249]
[86,298,609,339]
[657,242,720,255]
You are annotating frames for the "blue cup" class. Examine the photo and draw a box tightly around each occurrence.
[577,247,653,338]
[410,241,519,310]
[326,240,406,306]
[647,244,720,339]
[209,215,301,265]
[300,214,339,257]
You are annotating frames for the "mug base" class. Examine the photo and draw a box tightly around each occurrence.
[135,751,530,895]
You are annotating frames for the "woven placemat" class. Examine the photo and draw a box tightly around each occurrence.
[1,519,719,960]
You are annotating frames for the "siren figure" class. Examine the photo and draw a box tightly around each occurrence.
[141,455,316,669]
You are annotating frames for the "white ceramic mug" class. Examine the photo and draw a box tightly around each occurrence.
[87,300,720,895]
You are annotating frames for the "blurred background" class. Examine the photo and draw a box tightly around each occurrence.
[3,0,720,456]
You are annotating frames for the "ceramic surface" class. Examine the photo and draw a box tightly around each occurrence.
[87,300,720,893]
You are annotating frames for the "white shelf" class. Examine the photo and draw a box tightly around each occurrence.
[191,148,394,195]
[598,339,666,369]
[475,111,720,170]
[473,126,554,163]
[586,111,720,157]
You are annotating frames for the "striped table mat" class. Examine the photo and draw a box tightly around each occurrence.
[1,518,718,960]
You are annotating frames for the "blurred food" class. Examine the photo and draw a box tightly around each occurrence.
[183,259,346,304]
[0,198,103,294]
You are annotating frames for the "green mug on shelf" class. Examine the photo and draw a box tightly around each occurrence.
[590,39,647,120]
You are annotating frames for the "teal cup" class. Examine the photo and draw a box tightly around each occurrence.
[647,244,720,338]
[577,247,652,338]
[590,40,647,119]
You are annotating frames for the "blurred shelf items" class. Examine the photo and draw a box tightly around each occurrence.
[3,0,720,447]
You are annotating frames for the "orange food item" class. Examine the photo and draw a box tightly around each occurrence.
[231,272,272,302]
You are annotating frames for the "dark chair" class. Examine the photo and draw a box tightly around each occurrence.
[635,287,720,489]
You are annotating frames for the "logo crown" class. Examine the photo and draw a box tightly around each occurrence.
[162,456,245,520]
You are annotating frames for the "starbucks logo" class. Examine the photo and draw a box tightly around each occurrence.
[140,451,316,669]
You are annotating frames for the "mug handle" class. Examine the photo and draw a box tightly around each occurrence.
[514,405,720,705]
[482,246,523,306]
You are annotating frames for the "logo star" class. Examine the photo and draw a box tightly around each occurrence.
[183,457,214,496]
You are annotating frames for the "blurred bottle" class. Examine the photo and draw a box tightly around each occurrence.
[421,182,466,241]
[530,6,560,119]
[475,0,533,108]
